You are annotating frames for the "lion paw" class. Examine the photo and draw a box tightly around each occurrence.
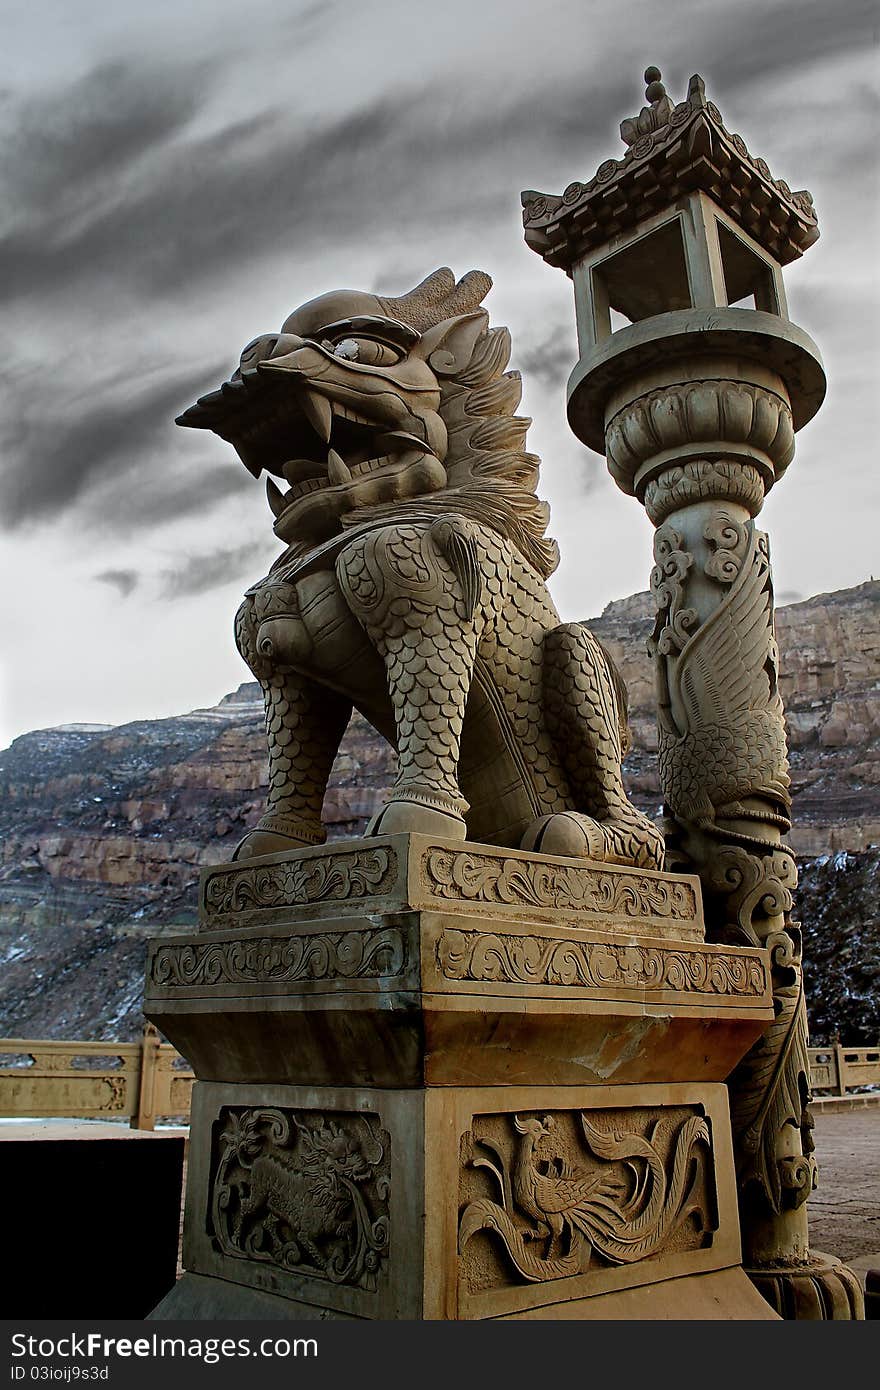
[520,811,665,870]
[231,831,302,860]
[232,817,325,860]
[366,798,467,840]
[520,812,606,860]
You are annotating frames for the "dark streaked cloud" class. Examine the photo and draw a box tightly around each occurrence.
[691,0,878,98]
[160,541,268,599]
[118,464,255,530]
[2,5,875,314]
[0,361,229,529]
[0,59,206,202]
[514,323,579,392]
[4,16,871,545]
[0,46,635,546]
[8,16,866,342]
[94,568,139,597]
[0,54,633,308]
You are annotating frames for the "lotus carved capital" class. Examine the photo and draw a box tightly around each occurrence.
[605,380,795,507]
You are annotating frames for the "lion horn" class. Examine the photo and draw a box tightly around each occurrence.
[378,267,492,332]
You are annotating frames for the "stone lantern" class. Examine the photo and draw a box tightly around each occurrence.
[523,69,863,1318]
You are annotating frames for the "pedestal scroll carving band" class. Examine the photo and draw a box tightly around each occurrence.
[152,928,407,987]
[437,928,767,996]
[203,846,397,920]
[423,847,697,921]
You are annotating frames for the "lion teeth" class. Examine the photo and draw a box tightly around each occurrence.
[334,403,371,427]
[301,391,332,443]
[327,449,352,485]
[351,455,386,477]
[377,430,428,452]
[266,477,287,517]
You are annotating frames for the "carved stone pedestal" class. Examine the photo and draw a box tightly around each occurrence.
[145,835,778,1320]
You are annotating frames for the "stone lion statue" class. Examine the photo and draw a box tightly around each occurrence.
[178,268,663,869]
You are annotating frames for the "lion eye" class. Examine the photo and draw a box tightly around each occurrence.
[327,336,403,366]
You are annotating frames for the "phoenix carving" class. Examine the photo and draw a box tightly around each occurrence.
[656,526,792,851]
[459,1109,712,1282]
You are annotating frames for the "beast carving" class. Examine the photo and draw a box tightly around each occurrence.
[210,1107,389,1288]
[178,267,663,868]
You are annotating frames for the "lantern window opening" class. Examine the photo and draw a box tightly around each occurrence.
[589,214,692,342]
[716,220,781,314]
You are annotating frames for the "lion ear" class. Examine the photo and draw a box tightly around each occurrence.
[414,310,488,376]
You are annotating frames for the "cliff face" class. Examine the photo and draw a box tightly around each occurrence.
[776,583,880,854]
[0,692,395,1040]
[0,581,876,1041]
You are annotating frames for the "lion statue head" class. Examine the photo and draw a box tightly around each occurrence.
[177,267,558,578]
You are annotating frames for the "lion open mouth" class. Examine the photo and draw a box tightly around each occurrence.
[177,361,444,542]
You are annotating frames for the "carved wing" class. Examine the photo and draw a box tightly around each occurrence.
[729,973,811,1214]
[533,1167,622,1215]
[672,535,775,734]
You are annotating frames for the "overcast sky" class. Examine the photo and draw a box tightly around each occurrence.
[1,0,878,747]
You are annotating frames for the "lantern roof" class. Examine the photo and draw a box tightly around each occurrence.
[522,70,819,272]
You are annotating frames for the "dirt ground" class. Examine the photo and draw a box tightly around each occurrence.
[806,1106,880,1281]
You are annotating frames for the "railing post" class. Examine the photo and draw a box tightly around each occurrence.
[834,1041,847,1097]
[134,1023,161,1130]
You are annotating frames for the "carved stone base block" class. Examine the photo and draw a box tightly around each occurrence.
[146,835,771,1090]
[152,1080,775,1320]
[144,836,777,1319]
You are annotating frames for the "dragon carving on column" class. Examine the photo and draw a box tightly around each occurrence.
[178,268,662,870]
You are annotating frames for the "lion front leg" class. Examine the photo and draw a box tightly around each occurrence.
[233,592,352,860]
[526,622,665,870]
[336,520,481,840]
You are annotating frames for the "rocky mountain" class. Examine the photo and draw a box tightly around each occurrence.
[0,581,877,1044]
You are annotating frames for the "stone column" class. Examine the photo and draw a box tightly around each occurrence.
[603,355,863,1315]
[522,64,865,1317]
